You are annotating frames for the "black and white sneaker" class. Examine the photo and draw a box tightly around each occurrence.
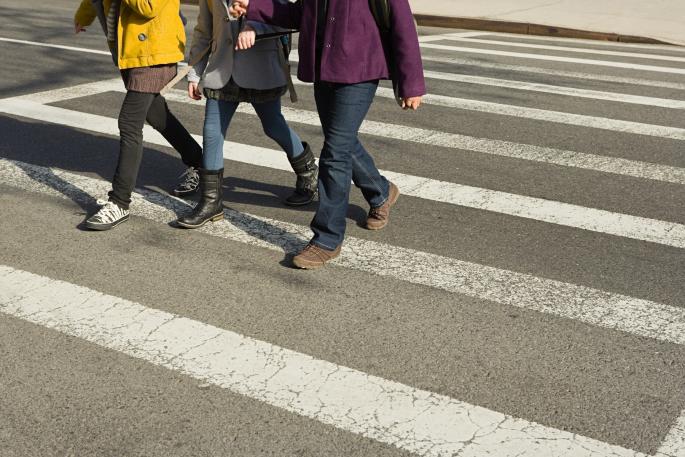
[172,167,200,197]
[85,200,130,231]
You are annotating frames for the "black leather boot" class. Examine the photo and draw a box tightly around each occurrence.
[284,143,318,206]
[177,168,224,229]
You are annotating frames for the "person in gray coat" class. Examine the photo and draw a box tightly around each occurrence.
[176,0,316,229]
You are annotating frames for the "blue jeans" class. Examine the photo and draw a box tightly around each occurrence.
[311,81,390,250]
[202,97,304,171]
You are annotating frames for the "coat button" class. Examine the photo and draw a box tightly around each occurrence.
[224,16,231,22]
[138,33,147,41]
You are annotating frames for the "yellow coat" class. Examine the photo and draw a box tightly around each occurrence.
[74,0,186,69]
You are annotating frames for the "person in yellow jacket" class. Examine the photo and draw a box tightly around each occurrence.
[74,0,203,230]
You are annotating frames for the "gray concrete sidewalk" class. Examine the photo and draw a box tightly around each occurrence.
[410,0,685,46]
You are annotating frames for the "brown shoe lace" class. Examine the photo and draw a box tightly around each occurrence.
[368,206,387,221]
[301,243,328,262]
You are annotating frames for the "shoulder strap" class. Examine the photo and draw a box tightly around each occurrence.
[369,0,391,34]
[276,38,298,103]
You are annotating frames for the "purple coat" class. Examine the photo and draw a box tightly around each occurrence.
[246,0,426,98]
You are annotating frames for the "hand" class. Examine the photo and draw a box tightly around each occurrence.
[401,96,422,111]
[235,24,256,50]
[74,21,87,34]
[188,82,202,100]
[228,0,248,18]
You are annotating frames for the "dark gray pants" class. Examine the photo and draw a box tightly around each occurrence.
[108,91,202,209]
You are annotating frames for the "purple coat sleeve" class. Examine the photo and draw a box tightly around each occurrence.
[388,0,426,98]
[246,0,302,30]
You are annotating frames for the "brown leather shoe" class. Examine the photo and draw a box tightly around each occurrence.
[292,243,341,269]
[366,182,400,230]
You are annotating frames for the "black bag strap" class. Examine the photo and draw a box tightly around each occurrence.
[369,0,391,34]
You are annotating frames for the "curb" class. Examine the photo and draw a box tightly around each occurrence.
[179,0,669,45]
[414,14,669,44]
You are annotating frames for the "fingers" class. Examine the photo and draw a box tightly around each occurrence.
[188,83,202,100]
[74,22,86,34]
[228,0,248,17]
[235,31,256,50]
[401,97,422,111]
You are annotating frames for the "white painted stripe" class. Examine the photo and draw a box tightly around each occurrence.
[10,81,685,185]
[656,410,685,457]
[481,32,685,53]
[13,78,124,104]
[5,35,685,94]
[0,265,648,457]
[4,100,685,249]
[420,43,685,75]
[421,71,685,109]
[418,31,486,42]
[417,56,685,91]
[441,37,685,63]
[0,37,111,55]
[373,87,685,140]
[161,88,685,185]
[291,57,685,139]
[3,158,685,351]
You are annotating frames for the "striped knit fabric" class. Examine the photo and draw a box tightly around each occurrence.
[121,64,178,93]
[106,0,120,44]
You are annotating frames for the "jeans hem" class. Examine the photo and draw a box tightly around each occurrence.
[311,240,339,251]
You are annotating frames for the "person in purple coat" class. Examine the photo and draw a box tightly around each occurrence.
[230,0,426,269]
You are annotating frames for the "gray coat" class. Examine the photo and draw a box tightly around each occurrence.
[187,0,289,90]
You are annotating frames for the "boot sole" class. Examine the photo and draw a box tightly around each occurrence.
[85,214,130,231]
[292,258,326,269]
[176,212,224,229]
[172,188,199,197]
[367,184,400,231]
[283,193,317,207]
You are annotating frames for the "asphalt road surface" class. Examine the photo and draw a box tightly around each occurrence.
[1,1,684,456]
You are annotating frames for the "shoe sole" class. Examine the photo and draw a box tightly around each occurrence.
[172,188,199,197]
[283,193,317,207]
[176,212,224,229]
[292,258,325,269]
[366,184,400,231]
[85,214,130,231]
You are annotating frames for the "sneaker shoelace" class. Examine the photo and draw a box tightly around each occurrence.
[301,243,337,262]
[178,167,199,190]
[92,200,126,222]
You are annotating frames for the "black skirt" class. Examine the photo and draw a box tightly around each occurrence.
[204,78,287,104]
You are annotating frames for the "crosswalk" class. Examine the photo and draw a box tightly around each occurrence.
[1,26,684,457]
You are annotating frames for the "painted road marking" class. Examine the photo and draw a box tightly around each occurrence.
[421,71,685,109]
[420,43,685,75]
[3,100,685,248]
[656,410,685,457]
[480,32,685,53]
[438,37,685,63]
[415,56,685,91]
[418,31,486,43]
[5,36,685,93]
[9,78,685,185]
[0,37,111,55]
[170,88,685,185]
[293,58,685,138]
[3,158,685,349]
[0,265,650,457]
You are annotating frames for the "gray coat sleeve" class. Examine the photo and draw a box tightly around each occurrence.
[187,0,212,82]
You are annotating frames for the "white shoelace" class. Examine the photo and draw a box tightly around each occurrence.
[92,200,127,223]
[178,167,199,190]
